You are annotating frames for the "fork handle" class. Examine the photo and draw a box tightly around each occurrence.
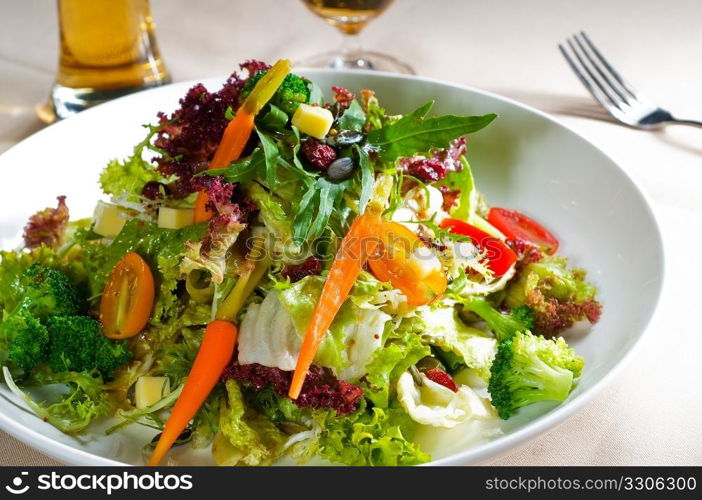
[668,118,702,129]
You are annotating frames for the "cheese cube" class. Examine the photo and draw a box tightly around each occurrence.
[135,376,171,409]
[291,103,334,139]
[158,207,194,229]
[92,201,128,238]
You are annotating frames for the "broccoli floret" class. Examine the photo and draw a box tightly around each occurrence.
[488,331,584,419]
[6,312,49,371]
[242,71,311,115]
[504,256,602,336]
[461,297,534,342]
[95,340,133,378]
[46,316,131,378]
[14,264,83,320]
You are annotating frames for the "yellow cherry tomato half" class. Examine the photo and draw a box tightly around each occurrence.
[100,252,155,339]
[368,221,447,306]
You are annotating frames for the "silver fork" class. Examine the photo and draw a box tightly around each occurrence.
[559,32,702,129]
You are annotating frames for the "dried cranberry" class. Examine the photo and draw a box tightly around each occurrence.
[281,257,322,283]
[425,368,459,392]
[404,157,447,183]
[301,139,337,170]
[141,181,169,200]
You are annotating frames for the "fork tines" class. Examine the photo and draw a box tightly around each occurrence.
[559,31,641,115]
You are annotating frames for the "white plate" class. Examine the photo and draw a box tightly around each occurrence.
[0,70,664,466]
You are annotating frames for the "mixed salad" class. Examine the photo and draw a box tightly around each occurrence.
[0,60,602,466]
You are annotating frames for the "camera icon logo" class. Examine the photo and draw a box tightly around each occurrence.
[5,472,29,495]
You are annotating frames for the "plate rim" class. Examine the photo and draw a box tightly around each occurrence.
[0,68,665,466]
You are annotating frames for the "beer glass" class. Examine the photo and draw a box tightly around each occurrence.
[39,0,171,122]
[298,0,414,74]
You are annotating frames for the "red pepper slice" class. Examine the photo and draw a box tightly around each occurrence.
[487,207,559,255]
[440,218,517,277]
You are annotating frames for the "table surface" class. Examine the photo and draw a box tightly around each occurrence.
[1,0,701,466]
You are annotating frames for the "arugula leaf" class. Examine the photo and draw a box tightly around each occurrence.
[255,127,280,188]
[290,127,306,171]
[366,101,497,162]
[337,99,366,132]
[277,127,315,183]
[292,184,319,245]
[292,177,350,244]
[207,148,263,184]
[355,144,374,213]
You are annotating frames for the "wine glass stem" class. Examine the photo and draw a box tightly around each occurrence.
[340,32,363,60]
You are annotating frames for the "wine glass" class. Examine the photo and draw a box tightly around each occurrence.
[298,0,414,74]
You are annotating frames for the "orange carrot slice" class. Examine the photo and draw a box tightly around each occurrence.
[148,320,238,466]
[193,59,291,223]
[288,213,380,399]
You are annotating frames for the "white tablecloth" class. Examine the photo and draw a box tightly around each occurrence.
[0,0,700,466]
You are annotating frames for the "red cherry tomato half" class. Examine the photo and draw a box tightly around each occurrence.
[487,207,559,255]
[439,218,517,277]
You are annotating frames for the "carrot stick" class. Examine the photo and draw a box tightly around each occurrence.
[193,59,292,223]
[288,213,380,399]
[148,320,237,466]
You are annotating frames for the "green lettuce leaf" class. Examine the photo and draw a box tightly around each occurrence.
[505,255,598,307]
[212,380,287,466]
[363,317,431,408]
[242,387,430,466]
[337,99,366,132]
[99,124,164,201]
[367,101,497,162]
[4,366,110,434]
[311,401,429,466]
[416,305,497,381]
[0,248,56,314]
[0,245,92,314]
[246,183,293,241]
